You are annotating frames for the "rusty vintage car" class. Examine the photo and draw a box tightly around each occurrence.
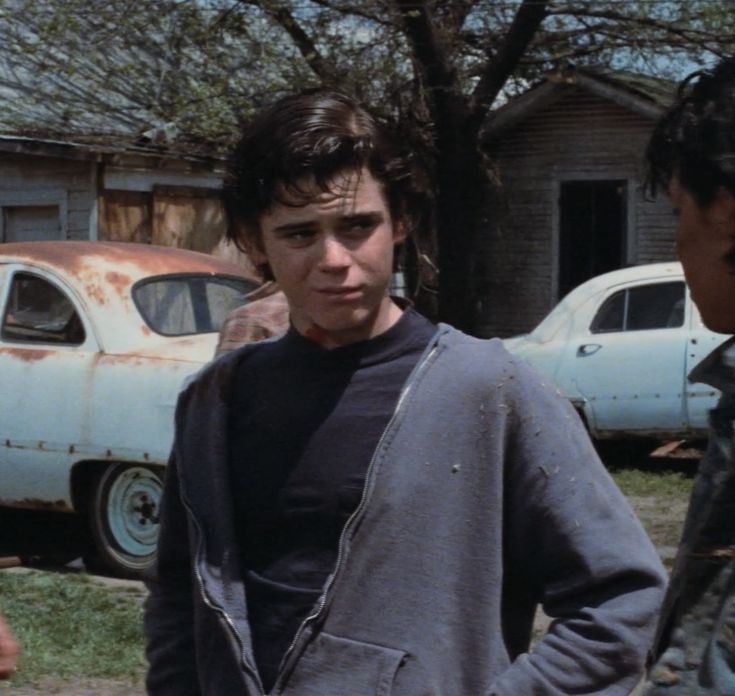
[0,241,260,577]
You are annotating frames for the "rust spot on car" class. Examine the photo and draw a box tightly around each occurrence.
[105,271,132,297]
[98,353,156,368]
[84,282,108,305]
[0,241,259,283]
[141,325,151,336]
[0,347,53,362]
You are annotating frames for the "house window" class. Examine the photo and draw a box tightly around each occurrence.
[558,180,627,300]
[2,205,62,242]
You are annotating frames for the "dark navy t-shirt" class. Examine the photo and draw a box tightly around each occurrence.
[227,307,435,690]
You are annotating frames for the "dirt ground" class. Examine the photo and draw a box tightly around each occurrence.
[2,468,692,695]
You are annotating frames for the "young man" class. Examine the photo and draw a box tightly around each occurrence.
[144,89,665,695]
[643,56,735,694]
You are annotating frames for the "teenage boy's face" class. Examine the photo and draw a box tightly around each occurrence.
[670,176,735,333]
[252,167,405,349]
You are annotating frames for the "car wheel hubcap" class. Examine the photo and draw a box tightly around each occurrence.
[107,467,161,556]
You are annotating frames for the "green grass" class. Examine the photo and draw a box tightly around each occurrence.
[0,570,146,686]
[610,466,694,500]
[608,465,696,562]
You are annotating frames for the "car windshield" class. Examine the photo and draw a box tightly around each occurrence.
[133,274,259,336]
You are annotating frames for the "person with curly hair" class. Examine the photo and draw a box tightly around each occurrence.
[644,55,735,694]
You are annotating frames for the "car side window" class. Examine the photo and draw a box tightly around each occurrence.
[133,275,258,336]
[1,272,85,345]
[591,281,685,334]
[590,290,626,333]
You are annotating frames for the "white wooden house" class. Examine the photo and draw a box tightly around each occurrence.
[478,67,677,337]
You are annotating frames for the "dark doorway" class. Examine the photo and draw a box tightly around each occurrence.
[558,180,627,300]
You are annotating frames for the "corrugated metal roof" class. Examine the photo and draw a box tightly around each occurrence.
[0,132,223,166]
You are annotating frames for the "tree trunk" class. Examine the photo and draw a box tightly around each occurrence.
[433,113,492,334]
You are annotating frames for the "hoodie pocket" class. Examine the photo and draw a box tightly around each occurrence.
[281,631,407,696]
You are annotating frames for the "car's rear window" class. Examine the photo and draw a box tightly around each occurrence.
[133,275,259,336]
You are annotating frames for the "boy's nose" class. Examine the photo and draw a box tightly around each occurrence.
[318,236,351,270]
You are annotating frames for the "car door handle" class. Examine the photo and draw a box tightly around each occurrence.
[577,343,602,357]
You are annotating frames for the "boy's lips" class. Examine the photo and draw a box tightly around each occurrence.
[315,286,363,299]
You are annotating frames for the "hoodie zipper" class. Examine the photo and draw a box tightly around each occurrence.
[179,485,267,695]
[270,342,442,693]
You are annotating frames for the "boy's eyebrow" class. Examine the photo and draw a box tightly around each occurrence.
[272,220,317,233]
[272,210,385,233]
[341,211,384,222]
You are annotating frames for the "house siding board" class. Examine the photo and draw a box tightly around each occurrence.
[67,189,96,241]
[636,194,678,263]
[479,87,676,338]
[0,153,91,241]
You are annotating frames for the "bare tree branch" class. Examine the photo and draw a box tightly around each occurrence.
[471,0,549,120]
[439,0,477,37]
[549,5,731,44]
[238,0,332,80]
[394,0,457,100]
[308,0,395,28]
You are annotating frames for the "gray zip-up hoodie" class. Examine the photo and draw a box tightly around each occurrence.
[144,325,666,696]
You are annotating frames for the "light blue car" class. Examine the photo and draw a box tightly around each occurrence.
[503,262,728,442]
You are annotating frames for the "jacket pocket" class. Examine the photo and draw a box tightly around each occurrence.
[281,631,407,696]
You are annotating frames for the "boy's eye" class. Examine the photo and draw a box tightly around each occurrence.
[283,229,315,242]
[343,215,379,234]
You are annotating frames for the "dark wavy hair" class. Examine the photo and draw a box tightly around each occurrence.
[646,56,735,207]
[223,89,428,267]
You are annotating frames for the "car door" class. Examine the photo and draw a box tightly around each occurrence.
[558,279,689,435]
[684,298,729,431]
[0,263,100,509]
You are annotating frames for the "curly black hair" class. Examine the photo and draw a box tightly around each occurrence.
[223,89,429,265]
[646,56,735,207]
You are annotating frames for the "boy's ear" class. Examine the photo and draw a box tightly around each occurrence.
[233,220,267,264]
[393,220,407,245]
